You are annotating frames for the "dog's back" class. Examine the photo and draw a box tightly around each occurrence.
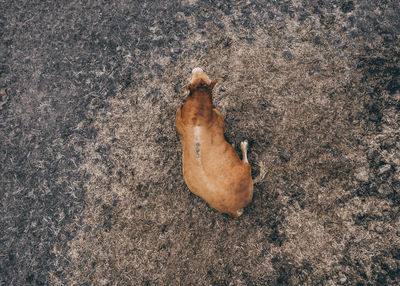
[175,68,253,217]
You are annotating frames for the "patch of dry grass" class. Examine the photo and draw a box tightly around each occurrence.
[51,3,399,285]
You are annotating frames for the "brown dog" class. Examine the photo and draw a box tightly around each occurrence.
[175,68,253,217]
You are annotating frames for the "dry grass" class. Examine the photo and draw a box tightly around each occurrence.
[50,7,400,285]
[2,0,398,285]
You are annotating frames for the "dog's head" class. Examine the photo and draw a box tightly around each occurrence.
[185,68,221,96]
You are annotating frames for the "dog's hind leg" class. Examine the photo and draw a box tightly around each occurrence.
[240,140,249,163]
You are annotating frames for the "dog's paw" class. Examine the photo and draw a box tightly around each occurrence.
[240,140,248,150]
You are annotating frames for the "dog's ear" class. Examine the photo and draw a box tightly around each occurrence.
[185,85,190,95]
[185,83,195,96]
[209,78,222,91]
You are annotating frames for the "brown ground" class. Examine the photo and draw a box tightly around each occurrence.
[1,1,399,285]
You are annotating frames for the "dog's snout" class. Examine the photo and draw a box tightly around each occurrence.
[192,67,203,74]
[190,67,211,85]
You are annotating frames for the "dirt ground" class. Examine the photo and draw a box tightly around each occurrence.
[1,1,399,285]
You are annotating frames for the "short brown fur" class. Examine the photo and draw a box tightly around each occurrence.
[175,68,253,217]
